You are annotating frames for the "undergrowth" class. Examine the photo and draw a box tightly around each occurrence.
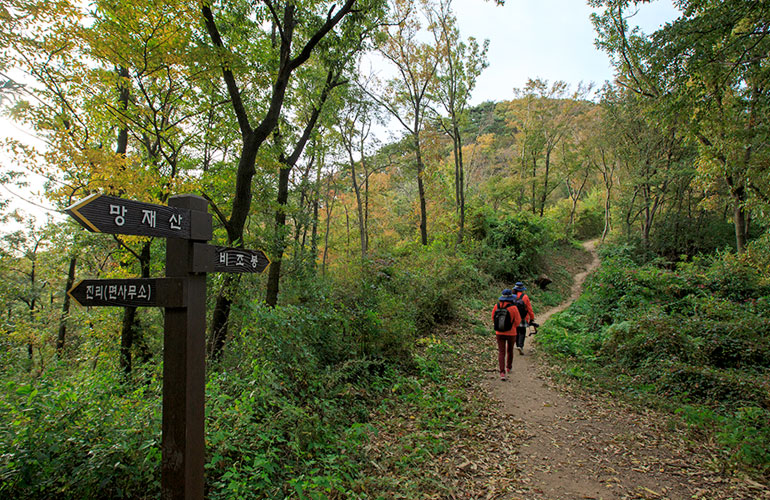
[537,239,770,481]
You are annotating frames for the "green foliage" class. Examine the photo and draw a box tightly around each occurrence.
[677,405,770,476]
[466,206,556,280]
[538,242,770,476]
[0,368,162,499]
[648,212,736,259]
[538,302,605,361]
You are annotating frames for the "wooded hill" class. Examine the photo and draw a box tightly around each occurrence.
[1,0,769,496]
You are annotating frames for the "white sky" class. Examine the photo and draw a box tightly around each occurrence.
[0,0,681,230]
[454,0,680,104]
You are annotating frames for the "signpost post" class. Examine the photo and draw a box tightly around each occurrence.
[161,195,208,500]
[65,193,269,500]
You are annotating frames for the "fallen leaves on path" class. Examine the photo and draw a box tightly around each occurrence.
[360,241,769,499]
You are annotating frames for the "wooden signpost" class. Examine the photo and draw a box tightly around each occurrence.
[68,278,188,308]
[65,193,269,500]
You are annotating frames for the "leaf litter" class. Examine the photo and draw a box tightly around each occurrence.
[357,241,768,499]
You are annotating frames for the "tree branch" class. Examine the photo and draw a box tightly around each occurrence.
[201,5,253,139]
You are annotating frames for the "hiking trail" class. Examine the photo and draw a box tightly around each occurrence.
[479,239,768,500]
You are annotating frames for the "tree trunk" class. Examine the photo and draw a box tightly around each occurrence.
[732,186,747,253]
[602,156,614,242]
[322,173,335,275]
[348,152,367,259]
[531,154,537,214]
[415,133,428,245]
[309,157,321,268]
[265,165,292,307]
[119,241,151,374]
[56,256,76,357]
[539,149,551,217]
[208,140,259,359]
[345,205,351,253]
[209,277,234,358]
[518,148,527,210]
[454,123,465,246]
[364,173,370,252]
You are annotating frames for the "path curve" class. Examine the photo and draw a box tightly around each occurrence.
[481,239,766,500]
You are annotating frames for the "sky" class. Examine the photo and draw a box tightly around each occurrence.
[0,0,682,230]
[453,0,680,104]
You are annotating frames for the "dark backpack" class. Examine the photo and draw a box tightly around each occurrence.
[493,302,514,331]
[511,292,527,324]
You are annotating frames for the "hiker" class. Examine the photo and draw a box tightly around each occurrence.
[512,281,536,355]
[492,289,522,381]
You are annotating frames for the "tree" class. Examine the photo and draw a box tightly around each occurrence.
[202,0,383,354]
[372,0,440,245]
[264,68,345,309]
[509,79,591,217]
[335,83,383,259]
[2,0,210,372]
[591,0,770,252]
[428,0,488,245]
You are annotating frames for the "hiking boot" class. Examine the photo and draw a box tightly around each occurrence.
[500,372,507,381]
[517,346,524,355]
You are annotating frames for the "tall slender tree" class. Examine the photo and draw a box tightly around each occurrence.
[201,0,384,353]
[428,0,488,245]
[372,0,440,245]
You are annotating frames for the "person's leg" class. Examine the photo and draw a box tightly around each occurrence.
[516,326,526,353]
[496,335,507,379]
[505,335,514,372]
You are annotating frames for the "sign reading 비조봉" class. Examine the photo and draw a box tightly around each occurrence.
[213,246,270,273]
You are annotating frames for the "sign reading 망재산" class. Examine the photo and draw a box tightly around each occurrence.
[65,193,211,240]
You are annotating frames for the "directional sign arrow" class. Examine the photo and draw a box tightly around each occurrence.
[213,246,270,273]
[68,278,188,308]
[190,244,270,274]
[66,193,212,240]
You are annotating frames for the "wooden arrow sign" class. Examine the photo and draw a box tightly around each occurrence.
[68,278,188,308]
[66,194,212,240]
[213,246,270,273]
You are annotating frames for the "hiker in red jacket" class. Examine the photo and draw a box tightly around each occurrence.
[492,289,523,381]
[513,281,536,355]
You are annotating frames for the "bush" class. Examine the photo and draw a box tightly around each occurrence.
[659,363,769,408]
[0,368,162,499]
[538,241,770,477]
[705,251,769,302]
[467,207,556,281]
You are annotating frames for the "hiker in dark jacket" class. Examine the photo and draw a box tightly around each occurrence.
[492,289,523,381]
[513,281,536,354]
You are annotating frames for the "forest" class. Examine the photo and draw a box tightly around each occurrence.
[1,0,768,497]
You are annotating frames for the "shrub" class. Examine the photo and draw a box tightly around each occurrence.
[659,363,769,408]
[0,368,162,499]
[705,251,769,302]
[467,208,556,281]
[539,241,770,476]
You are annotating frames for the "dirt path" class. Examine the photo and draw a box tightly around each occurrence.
[480,240,768,500]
